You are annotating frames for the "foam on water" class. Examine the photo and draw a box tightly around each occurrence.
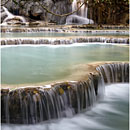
[2,83,129,130]
[0,43,106,48]
[0,42,129,49]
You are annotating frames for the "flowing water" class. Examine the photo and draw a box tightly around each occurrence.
[1,44,129,85]
[1,62,128,124]
[1,6,26,25]
[1,31,129,38]
[2,83,129,130]
[1,1,129,129]
[66,0,94,24]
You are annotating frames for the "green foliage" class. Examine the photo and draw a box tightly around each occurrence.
[59,88,64,95]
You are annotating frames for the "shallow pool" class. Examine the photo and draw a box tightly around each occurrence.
[1,43,129,86]
[1,31,129,38]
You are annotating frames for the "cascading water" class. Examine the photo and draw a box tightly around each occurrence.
[1,37,129,45]
[96,63,129,83]
[2,7,14,20]
[1,73,103,124]
[1,6,26,25]
[1,63,129,124]
[66,0,94,25]
[2,83,129,130]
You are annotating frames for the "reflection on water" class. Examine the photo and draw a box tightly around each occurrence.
[1,44,129,85]
[2,83,129,130]
[1,32,129,38]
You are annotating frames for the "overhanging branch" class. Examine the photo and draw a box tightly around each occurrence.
[1,0,10,6]
[1,0,86,17]
[38,1,86,17]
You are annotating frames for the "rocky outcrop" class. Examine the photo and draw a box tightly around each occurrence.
[1,0,72,24]
[1,0,129,24]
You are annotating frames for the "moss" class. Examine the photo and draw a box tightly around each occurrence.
[33,90,38,94]
[67,85,71,89]
[59,88,64,95]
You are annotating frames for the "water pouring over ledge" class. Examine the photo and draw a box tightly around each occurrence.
[1,6,26,26]
[1,63,129,124]
[66,0,94,25]
[2,83,129,130]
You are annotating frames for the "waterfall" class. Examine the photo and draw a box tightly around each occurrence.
[2,7,14,19]
[1,37,129,45]
[66,0,94,25]
[96,63,129,83]
[1,74,103,124]
[1,6,26,25]
[1,63,129,124]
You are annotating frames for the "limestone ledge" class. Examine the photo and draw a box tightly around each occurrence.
[1,62,129,124]
[1,36,129,45]
[1,25,129,33]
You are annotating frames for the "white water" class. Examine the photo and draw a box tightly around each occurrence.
[66,0,94,25]
[3,7,14,18]
[2,83,129,130]
[1,6,26,25]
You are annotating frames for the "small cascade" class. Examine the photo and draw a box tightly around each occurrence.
[1,37,129,45]
[1,6,26,26]
[96,63,129,83]
[1,26,129,33]
[1,63,129,124]
[66,0,94,25]
[2,7,14,19]
[1,73,103,124]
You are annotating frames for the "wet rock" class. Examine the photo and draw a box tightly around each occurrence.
[1,12,8,23]
[2,0,129,25]
[1,36,129,46]
[1,88,10,95]
[2,0,72,24]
